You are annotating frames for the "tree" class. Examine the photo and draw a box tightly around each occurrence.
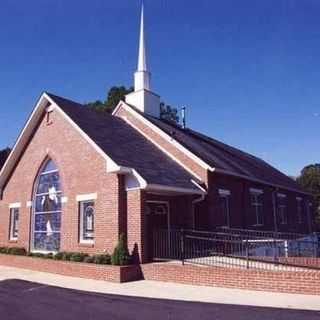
[86,86,133,113]
[0,147,11,169]
[296,164,320,229]
[86,86,180,125]
[160,102,179,124]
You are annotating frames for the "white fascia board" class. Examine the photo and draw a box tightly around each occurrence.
[76,193,97,202]
[0,93,49,191]
[213,168,310,196]
[113,102,213,173]
[9,202,21,209]
[145,184,205,195]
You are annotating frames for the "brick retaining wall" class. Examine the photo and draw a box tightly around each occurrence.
[1,254,320,295]
[141,262,320,295]
[0,254,142,283]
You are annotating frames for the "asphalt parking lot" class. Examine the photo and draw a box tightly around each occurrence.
[0,279,319,320]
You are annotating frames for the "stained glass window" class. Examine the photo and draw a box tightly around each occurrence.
[79,201,95,242]
[33,159,61,252]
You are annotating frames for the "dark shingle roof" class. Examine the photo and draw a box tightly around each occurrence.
[46,93,200,192]
[140,112,305,193]
[0,148,10,171]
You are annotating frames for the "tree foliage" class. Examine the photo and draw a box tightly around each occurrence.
[160,102,179,124]
[86,86,180,125]
[296,164,320,228]
[0,147,11,169]
[86,86,133,113]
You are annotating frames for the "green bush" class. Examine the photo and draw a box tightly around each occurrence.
[83,255,95,263]
[93,254,111,265]
[53,252,64,260]
[70,252,89,262]
[7,247,26,256]
[0,247,9,254]
[28,252,46,258]
[62,251,74,261]
[111,233,130,266]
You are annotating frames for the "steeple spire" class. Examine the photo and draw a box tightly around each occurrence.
[134,3,151,91]
[125,3,160,117]
[137,4,147,71]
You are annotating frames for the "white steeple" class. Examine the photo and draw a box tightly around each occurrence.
[125,3,160,117]
[134,4,151,91]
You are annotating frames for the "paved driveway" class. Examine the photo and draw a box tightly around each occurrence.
[0,279,319,320]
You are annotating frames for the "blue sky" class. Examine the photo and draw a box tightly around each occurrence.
[0,0,319,176]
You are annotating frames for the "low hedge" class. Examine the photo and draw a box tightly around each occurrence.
[0,247,123,265]
[0,234,132,266]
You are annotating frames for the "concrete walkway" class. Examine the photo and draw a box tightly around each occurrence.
[0,265,319,311]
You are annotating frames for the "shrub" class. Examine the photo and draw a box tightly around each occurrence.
[111,233,130,266]
[28,252,46,258]
[93,254,111,265]
[62,251,74,261]
[69,252,89,262]
[7,247,26,256]
[83,255,95,263]
[0,247,9,254]
[53,252,64,260]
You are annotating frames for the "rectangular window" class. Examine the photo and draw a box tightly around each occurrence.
[250,189,264,226]
[218,189,231,227]
[79,200,95,243]
[296,197,303,224]
[9,208,19,240]
[277,194,287,224]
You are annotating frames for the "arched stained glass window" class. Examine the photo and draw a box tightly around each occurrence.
[32,159,62,252]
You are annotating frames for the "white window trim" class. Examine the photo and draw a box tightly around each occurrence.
[76,193,97,202]
[249,188,263,195]
[26,201,32,208]
[219,189,231,196]
[250,191,264,226]
[61,196,68,204]
[277,195,287,225]
[277,193,287,198]
[218,190,231,227]
[9,202,21,209]
[79,200,95,244]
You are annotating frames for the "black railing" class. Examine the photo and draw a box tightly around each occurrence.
[215,226,306,240]
[153,229,320,271]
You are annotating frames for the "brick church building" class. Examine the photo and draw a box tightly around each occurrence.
[0,7,312,263]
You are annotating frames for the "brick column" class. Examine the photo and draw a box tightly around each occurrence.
[127,189,147,263]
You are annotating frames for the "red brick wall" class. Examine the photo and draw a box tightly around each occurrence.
[127,190,147,263]
[0,254,141,283]
[0,108,123,254]
[141,262,320,295]
[196,172,311,234]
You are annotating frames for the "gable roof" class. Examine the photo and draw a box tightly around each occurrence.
[0,92,201,194]
[121,103,305,194]
[47,93,202,192]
